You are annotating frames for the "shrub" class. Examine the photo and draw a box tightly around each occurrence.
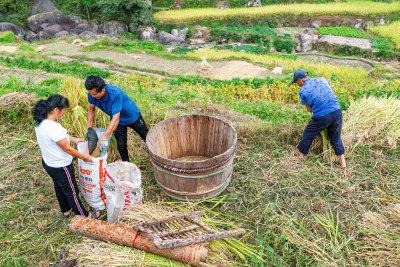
[273,34,294,53]
[97,0,152,27]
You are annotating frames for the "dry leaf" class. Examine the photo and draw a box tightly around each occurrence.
[227,187,235,193]
[6,194,16,202]
[38,220,48,230]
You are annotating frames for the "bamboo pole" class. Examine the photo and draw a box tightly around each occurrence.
[69,216,208,266]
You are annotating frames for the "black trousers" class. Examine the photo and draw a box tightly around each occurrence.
[42,160,88,216]
[298,109,345,156]
[114,114,149,162]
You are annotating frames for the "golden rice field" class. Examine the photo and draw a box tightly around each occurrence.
[188,49,369,82]
[154,1,400,23]
[367,21,400,49]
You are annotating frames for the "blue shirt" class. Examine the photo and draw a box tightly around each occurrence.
[299,77,341,118]
[88,84,140,125]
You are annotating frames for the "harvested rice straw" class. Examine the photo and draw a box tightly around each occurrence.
[354,204,400,266]
[343,96,400,151]
[68,240,147,266]
[68,202,261,266]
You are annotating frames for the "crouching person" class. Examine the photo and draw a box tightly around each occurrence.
[33,94,100,218]
[291,69,346,168]
[84,75,149,162]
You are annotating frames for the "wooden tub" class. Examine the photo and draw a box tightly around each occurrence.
[146,115,237,201]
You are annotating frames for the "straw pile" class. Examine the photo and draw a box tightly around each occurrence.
[316,96,400,161]
[0,92,37,108]
[342,96,400,151]
[196,57,213,76]
[354,204,400,266]
[68,202,259,266]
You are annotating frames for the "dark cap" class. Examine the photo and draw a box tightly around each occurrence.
[290,69,308,85]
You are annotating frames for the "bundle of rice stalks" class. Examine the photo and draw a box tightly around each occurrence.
[60,78,110,138]
[310,129,337,163]
[354,204,400,266]
[342,96,400,151]
[68,201,262,266]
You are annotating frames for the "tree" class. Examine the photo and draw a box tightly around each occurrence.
[97,0,152,27]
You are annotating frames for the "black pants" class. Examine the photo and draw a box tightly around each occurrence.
[114,114,149,162]
[298,109,345,156]
[42,160,88,216]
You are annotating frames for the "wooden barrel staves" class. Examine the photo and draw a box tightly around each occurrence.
[146,115,237,201]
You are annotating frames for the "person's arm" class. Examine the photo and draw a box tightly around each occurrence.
[305,103,312,113]
[57,138,93,162]
[101,112,120,140]
[87,104,96,128]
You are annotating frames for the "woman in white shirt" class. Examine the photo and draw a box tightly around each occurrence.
[33,94,98,219]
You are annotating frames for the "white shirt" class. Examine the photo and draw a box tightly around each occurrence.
[35,120,73,168]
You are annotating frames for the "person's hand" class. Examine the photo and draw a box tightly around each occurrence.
[97,139,109,150]
[83,154,93,163]
[74,138,85,144]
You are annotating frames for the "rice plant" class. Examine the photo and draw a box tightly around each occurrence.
[188,49,369,82]
[60,79,110,138]
[342,96,400,151]
[367,21,400,50]
[154,1,400,24]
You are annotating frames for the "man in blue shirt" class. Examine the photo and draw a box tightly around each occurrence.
[85,75,148,162]
[290,69,346,168]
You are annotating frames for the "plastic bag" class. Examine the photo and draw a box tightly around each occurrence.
[77,142,107,211]
[104,161,142,222]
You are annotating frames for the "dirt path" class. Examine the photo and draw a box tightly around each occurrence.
[40,41,274,79]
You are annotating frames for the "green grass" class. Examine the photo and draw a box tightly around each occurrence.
[0,31,19,44]
[0,77,61,97]
[0,56,112,79]
[84,38,165,53]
